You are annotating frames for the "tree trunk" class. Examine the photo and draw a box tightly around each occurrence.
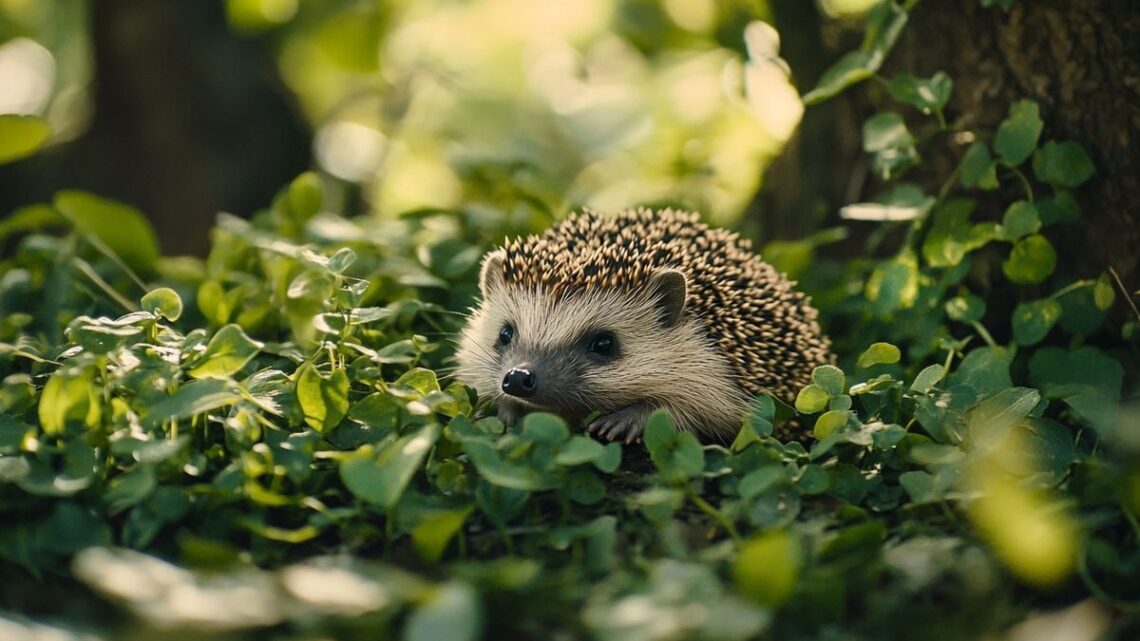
[760,0,1140,288]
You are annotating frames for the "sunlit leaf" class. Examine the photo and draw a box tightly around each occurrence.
[1003,234,1057,284]
[55,191,161,274]
[188,324,264,379]
[0,114,51,164]
[857,342,901,368]
[296,363,350,432]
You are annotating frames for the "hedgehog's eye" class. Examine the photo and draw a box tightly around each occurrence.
[587,331,617,357]
[498,323,514,347]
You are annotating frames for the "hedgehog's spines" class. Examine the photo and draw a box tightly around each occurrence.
[487,208,832,407]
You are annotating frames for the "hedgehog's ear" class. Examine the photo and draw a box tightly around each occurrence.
[650,269,687,327]
[479,252,507,295]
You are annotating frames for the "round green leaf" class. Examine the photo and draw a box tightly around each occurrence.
[795,384,829,414]
[945,294,986,323]
[1000,201,1041,241]
[0,114,51,164]
[856,342,901,368]
[812,365,846,396]
[994,100,1043,166]
[1093,274,1115,310]
[1033,140,1096,188]
[141,287,184,321]
[1003,234,1057,284]
[813,410,849,440]
[1011,299,1062,346]
[520,413,569,444]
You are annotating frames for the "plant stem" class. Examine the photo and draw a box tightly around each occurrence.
[688,488,741,543]
[969,321,997,348]
[1047,279,1094,301]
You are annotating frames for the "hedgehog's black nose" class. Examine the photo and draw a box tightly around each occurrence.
[502,367,537,398]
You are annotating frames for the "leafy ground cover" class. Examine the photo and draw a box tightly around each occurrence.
[2,2,1139,640]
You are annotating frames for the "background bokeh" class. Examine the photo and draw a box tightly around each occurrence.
[0,0,876,255]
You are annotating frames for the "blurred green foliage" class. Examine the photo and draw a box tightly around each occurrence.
[1,1,1139,640]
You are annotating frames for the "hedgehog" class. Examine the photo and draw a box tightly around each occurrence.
[455,208,832,443]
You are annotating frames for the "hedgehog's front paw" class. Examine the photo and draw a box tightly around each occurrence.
[587,404,655,444]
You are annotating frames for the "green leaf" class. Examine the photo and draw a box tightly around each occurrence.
[812,365,846,397]
[188,324,264,379]
[0,114,51,164]
[1011,299,1062,346]
[103,466,157,514]
[795,384,829,414]
[958,142,999,190]
[327,247,357,274]
[296,364,350,432]
[967,387,1041,450]
[412,508,472,563]
[141,287,184,321]
[286,171,323,223]
[38,369,101,435]
[866,254,920,313]
[734,531,801,607]
[899,471,940,504]
[55,191,161,274]
[910,364,946,393]
[1033,140,1096,188]
[555,436,607,467]
[565,470,606,505]
[857,342,901,368]
[805,0,908,104]
[999,201,1041,241]
[1003,234,1057,284]
[143,379,241,427]
[520,413,569,444]
[887,72,952,114]
[341,424,439,509]
[802,51,874,105]
[738,465,785,499]
[1037,191,1080,225]
[404,582,481,641]
[1029,346,1122,402]
[643,410,704,484]
[922,199,997,267]
[945,294,986,323]
[1093,274,1115,310]
[948,346,1014,398]
[994,100,1043,166]
[814,410,849,440]
[862,112,919,179]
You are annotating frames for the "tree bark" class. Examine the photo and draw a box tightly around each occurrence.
[898,0,1140,286]
[759,0,1140,288]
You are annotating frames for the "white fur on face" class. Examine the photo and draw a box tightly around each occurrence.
[455,285,750,438]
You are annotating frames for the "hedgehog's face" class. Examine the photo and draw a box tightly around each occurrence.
[455,253,703,423]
